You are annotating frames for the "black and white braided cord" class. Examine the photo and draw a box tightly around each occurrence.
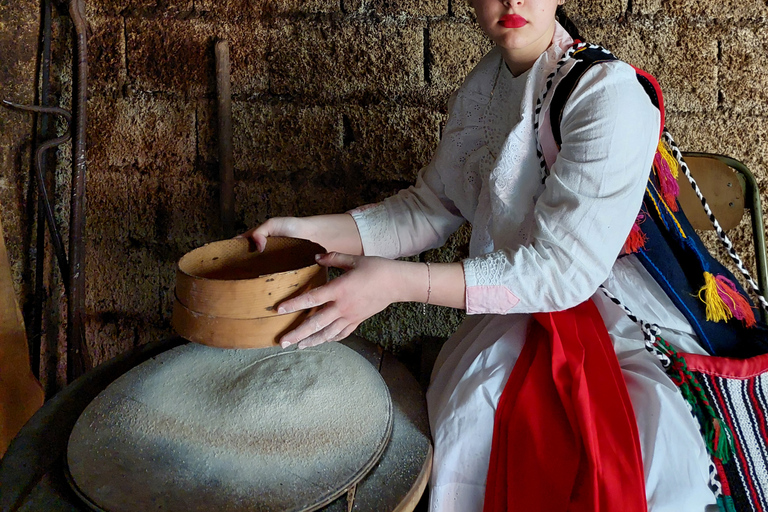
[708,461,724,500]
[533,42,613,182]
[598,285,725,500]
[598,285,671,367]
[664,130,768,313]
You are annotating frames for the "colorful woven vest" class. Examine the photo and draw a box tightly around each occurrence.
[546,44,768,359]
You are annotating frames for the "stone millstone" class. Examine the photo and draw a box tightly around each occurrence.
[67,342,393,512]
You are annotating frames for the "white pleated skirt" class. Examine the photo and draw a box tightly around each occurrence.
[426,255,718,512]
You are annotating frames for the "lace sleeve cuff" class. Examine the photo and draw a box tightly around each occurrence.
[462,256,520,315]
[348,203,401,259]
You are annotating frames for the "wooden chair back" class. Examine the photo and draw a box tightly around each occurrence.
[678,155,745,231]
[678,152,768,323]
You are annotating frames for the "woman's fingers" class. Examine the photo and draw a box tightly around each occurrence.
[251,232,269,253]
[277,286,330,315]
[238,225,270,252]
[315,251,357,271]
[238,218,300,252]
[276,254,402,349]
[275,253,362,318]
[279,308,335,347]
[295,320,358,349]
[329,324,358,344]
[273,256,356,348]
[294,318,352,349]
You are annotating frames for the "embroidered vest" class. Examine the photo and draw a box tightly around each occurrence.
[546,44,768,358]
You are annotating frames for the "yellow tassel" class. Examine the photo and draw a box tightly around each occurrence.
[698,272,733,323]
[657,140,679,179]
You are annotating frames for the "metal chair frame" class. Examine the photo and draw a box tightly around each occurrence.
[683,152,768,323]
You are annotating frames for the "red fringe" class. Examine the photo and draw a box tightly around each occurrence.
[623,215,647,254]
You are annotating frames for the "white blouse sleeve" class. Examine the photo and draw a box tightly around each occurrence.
[349,51,500,259]
[349,160,466,259]
[462,63,661,314]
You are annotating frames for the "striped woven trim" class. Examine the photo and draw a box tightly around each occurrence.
[598,285,725,500]
[695,369,768,511]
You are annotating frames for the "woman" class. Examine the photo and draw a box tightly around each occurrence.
[244,0,716,509]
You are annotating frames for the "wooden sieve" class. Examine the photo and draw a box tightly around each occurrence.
[172,236,327,348]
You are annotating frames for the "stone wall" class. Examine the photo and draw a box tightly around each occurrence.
[0,0,63,393]
[1,0,767,390]
[0,1,36,293]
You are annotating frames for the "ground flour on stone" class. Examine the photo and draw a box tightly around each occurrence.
[67,342,393,512]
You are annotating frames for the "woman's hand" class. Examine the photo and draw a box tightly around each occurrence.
[277,253,421,349]
[241,217,302,253]
[240,214,364,256]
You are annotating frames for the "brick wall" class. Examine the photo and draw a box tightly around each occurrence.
[1,0,767,389]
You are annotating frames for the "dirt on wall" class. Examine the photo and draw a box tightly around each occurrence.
[1,0,767,390]
[0,0,38,302]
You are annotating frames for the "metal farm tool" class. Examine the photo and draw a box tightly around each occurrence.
[3,0,91,384]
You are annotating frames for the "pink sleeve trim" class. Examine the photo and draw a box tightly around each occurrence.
[465,285,520,315]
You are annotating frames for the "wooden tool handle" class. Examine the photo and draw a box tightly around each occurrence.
[0,213,44,457]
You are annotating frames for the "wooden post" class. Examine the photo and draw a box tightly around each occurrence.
[215,40,234,238]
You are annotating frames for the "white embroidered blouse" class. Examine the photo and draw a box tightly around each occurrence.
[350,23,661,316]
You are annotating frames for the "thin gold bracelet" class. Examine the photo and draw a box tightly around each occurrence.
[424,262,431,314]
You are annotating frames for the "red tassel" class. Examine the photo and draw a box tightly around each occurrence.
[623,214,647,254]
[654,151,680,211]
[714,274,757,328]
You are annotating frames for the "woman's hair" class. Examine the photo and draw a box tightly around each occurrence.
[555,6,582,41]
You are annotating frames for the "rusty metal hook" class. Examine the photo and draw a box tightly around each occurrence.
[2,100,72,289]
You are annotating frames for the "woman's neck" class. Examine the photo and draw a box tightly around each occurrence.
[499,22,557,77]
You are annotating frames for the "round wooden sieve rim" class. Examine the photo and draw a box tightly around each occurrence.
[174,267,328,320]
[175,236,328,320]
[177,236,326,283]
[170,295,318,349]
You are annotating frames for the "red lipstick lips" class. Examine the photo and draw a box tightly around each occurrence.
[499,14,526,28]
